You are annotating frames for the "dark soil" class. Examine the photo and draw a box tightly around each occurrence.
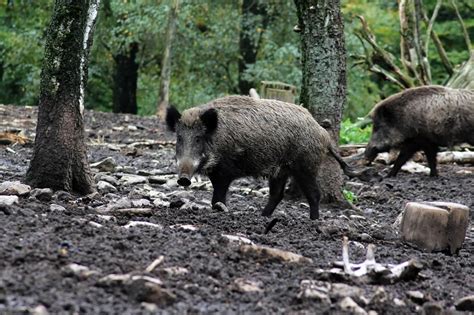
[0,104,473,314]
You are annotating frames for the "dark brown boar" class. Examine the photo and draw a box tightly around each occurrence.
[365,85,474,177]
[166,96,354,220]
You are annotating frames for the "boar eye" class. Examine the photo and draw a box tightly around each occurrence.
[177,135,183,143]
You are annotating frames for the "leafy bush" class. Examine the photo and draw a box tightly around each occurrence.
[343,189,358,204]
[339,118,372,144]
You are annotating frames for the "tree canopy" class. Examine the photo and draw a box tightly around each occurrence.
[1,0,472,119]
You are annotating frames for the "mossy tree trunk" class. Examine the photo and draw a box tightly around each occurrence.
[26,0,100,194]
[294,0,346,203]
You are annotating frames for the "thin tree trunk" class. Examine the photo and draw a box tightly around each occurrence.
[113,42,139,114]
[294,0,346,203]
[238,0,270,95]
[157,0,179,119]
[26,0,100,194]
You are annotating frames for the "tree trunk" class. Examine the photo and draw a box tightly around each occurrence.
[238,0,270,95]
[294,0,346,203]
[157,0,179,119]
[113,42,139,114]
[26,0,100,194]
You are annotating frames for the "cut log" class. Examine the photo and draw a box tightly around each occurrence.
[400,201,470,254]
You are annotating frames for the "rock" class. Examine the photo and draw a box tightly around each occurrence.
[123,221,163,229]
[0,181,31,196]
[131,199,151,207]
[393,298,406,307]
[233,278,263,293]
[95,174,120,186]
[422,302,444,315]
[153,199,170,208]
[406,290,425,304]
[120,174,148,186]
[213,202,228,212]
[162,267,189,276]
[370,287,388,305]
[109,197,133,210]
[455,295,474,311]
[339,297,367,315]
[97,181,117,193]
[331,283,364,300]
[88,221,103,228]
[63,263,99,279]
[0,195,19,207]
[148,175,171,185]
[239,244,313,264]
[170,224,199,231]
[297,280,330,304]
[30,188,53,202]
[49,204,66,212]
[30,305,49,315]
[221,234,254,245]
[400,201,470,254]
[401,161,430,175]
[128,279,176,306]
[91,157,117,172]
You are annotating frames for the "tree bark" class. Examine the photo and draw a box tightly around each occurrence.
[113,42,139,114]
[157,0,179,119]
[238,0,270,95]
[294,0,346,203]
[26,0,100,194]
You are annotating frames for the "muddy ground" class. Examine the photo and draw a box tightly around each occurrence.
[0,104,472,314]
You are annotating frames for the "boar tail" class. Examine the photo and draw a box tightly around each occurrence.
[328,145,359,178]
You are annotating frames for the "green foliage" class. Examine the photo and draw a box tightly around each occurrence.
[343,189,358,204]
[339,118,372,145]
[0,1,52,105]
[1,0,472,122]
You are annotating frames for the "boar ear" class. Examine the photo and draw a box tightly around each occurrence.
[378,106,394,123]
[166,106,181,132]
[200,108,218,134]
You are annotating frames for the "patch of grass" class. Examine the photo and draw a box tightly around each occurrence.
[343,189,358,204]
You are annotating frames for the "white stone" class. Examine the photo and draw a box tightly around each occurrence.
[221,234,254,245]
[97,180,117,193]
[123,221,163,229]
[153,199,170,208]
[131,198,151,207]
[0,195,19,206]
[0,181,31,196]
[120,174,148,185]
[50,204,66,212]
[162,267,189,276]
[339,297,367,315]
[91,157,117,172]
[234,278,263,293]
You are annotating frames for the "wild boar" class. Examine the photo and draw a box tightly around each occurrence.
[166,95,355,220]
[365,85,474,177]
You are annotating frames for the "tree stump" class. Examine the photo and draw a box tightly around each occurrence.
[400,201,470,254]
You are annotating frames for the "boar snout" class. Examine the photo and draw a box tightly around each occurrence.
[177,174,191,187]
[177,158,198,187]
[364,145,379,165]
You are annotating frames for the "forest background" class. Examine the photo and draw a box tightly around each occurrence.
[1,0,472,121]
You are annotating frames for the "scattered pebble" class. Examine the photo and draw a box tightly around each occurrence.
[0,195,19,207]
[91,157,117,172]
[97,181,117,193]
[339,296,367,315]
[30,188,53,202]
[406,290,425,304]
[49,204,66,212]
[233,278,263,293]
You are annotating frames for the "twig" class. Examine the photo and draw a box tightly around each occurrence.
[145,255,165,273]
[424,0,443,58]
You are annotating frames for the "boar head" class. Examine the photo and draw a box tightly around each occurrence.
[166,107,218,186]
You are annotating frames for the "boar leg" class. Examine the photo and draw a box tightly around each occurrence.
[261,175,288,217]
[387,142,419,177]
[294,172,321,220]
[423,145,439,177]
[209,174,232,205]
